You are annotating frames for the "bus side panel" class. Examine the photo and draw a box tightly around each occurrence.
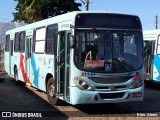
[4,52,10,74]
[30,53,47,91]
[13,52,19,77]
[152,55,160,81]
[30,53,54,92]
[18,53,26,82]
[42,54,55,92]
[5,35,14,76]
[30,53,39,88]
[152,36,160,82]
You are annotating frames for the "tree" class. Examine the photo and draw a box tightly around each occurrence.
[13,0,81,23]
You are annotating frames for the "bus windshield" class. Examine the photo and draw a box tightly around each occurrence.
[75,30,143,73]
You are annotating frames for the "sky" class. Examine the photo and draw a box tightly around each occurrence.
[0,0,160,30]
[0,0,17,21]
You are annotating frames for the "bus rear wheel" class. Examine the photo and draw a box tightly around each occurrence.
[14,68,22,85]
[14,68,19,82]
[47,78,59,105]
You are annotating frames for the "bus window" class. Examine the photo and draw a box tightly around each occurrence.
[124,35,137,55]
[75,30,143,72]
[19,31,25,53]
[45,24,58,54]
[5,35,10,52]
[14,33,19,52]
[35,27,46,53]
[157,36,160,54]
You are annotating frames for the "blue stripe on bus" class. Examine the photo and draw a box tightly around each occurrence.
[31,53,39,87]
[154,55,160,81]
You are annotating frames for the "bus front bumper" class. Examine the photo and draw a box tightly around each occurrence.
[70,84,144,105]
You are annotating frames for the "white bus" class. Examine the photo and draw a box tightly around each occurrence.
[5,11,144,105]
[143,29,160,83]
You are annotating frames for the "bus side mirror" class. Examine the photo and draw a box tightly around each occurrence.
[69,35,75,48]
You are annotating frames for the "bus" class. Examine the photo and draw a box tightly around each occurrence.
[143,30,160,83]
[4,11,144,105]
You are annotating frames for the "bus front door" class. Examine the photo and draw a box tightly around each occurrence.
[25,36,32,83]
[56,31,70,101]
[144,40,155,80]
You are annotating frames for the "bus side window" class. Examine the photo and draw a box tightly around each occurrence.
[14,32,19,52]
[45,24,58,54]
[19,31,25,53]
[5,35,10,52]
[35,27,46,53]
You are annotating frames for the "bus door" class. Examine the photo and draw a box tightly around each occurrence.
[10,40,14,75]
[56,31,71,101]
[144,40,155,80]
[25,36,32,83]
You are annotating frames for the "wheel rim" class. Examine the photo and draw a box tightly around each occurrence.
[49,84,55,98]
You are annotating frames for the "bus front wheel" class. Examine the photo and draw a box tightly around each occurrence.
[47,78,59,105]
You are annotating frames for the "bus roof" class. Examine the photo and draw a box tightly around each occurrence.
[143,29,160,41]
[6,11,140,35]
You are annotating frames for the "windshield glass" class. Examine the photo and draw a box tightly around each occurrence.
[74,30,143,73]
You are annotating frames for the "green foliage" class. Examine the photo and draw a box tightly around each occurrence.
[13,0,81,23]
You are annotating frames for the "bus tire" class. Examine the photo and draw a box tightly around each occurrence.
[14,68,20,85]
[47,78,59,105]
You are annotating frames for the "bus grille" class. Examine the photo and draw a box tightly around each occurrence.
[99,92,125,99]
[89,77,132,84]
[96,85,126,90]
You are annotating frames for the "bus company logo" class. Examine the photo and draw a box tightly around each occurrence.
[109,85,115,90]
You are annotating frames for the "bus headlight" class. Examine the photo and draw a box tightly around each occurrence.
[130,79,143,89]
[73,77,94,91]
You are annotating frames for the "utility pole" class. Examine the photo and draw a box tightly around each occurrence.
[156,15,158,29]
[81,0,90,11]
